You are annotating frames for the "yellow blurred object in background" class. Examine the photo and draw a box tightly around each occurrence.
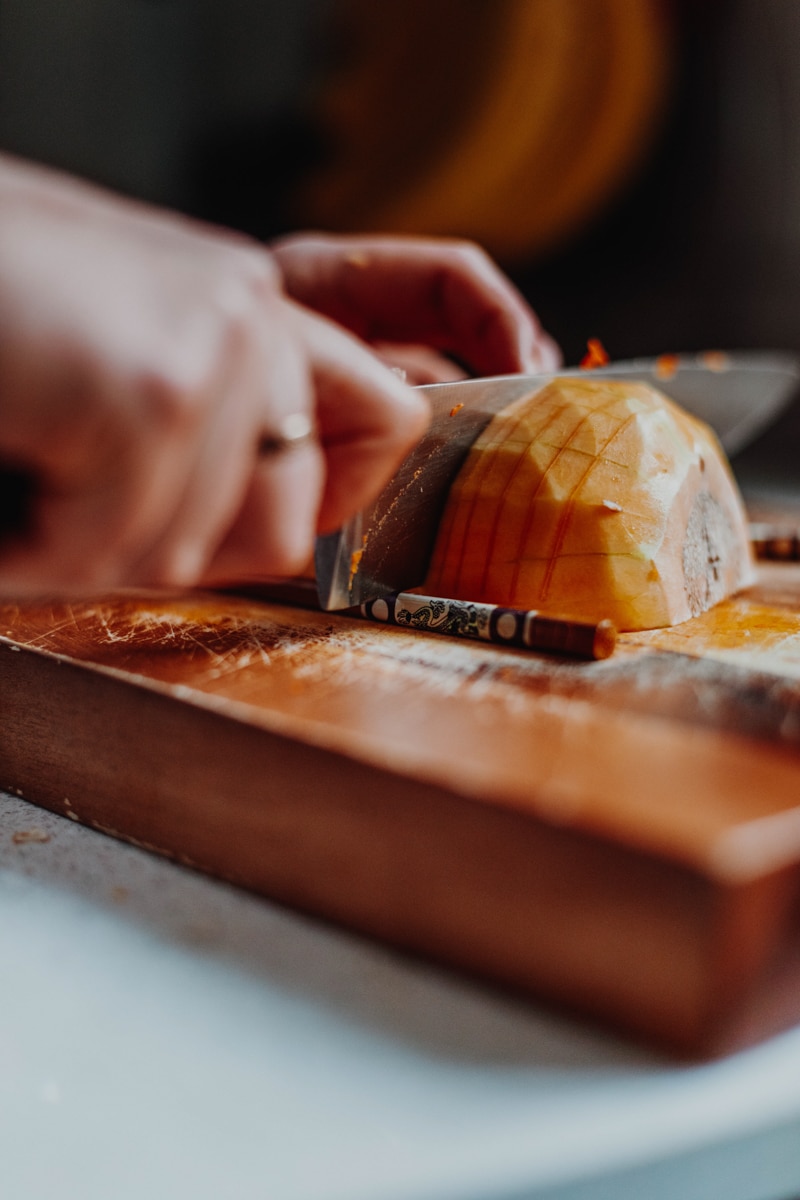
[299,0,675,264]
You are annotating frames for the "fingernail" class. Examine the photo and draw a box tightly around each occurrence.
[522,337,562,374]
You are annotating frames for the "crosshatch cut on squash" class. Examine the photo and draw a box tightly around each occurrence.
[424,377,754,631]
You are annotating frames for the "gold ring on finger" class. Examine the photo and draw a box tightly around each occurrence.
[257,412,316,456]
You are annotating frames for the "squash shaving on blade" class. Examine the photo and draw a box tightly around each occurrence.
[580,338,610,369]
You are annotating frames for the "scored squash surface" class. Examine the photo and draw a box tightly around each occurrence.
[424,378,755,631]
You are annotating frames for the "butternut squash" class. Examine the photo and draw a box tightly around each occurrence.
[424,377,755,631]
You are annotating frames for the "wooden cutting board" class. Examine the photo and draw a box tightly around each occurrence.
[2,564,800,1057]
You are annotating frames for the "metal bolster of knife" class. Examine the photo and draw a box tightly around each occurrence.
[315,512,365,612]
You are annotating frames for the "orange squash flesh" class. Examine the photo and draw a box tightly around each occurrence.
[424,378,755,631]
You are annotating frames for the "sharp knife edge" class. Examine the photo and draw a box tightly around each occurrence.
[315,351,800,610]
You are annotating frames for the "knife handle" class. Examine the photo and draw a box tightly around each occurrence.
[360,593,617,661]
[749,523,800,562]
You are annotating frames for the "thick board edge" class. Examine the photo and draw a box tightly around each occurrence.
[2,637,799,1056]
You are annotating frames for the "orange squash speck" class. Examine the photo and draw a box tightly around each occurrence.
[580,338,610,369]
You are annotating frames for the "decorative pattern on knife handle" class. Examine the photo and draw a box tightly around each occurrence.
[360,593,617,660]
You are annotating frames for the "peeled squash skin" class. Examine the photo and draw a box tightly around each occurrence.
[424,378,755,632]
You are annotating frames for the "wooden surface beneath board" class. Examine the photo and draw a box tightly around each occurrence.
[2,564,800,1055]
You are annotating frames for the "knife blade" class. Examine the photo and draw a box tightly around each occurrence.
[314,350,800,611]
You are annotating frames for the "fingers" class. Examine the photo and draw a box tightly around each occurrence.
[131,304,324,587]
[0,293,428,596]
[145,299,430,586]
[199,441,324,586]
[279,300,431,536]
[372,342,469,385]
[271,233,561,377]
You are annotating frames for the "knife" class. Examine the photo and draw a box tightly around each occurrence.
[314,350,800,611]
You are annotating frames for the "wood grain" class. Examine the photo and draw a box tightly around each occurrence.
[2,566,800,1056]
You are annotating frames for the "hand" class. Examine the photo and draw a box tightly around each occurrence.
[0,157,429,595]
[271,233,562,379]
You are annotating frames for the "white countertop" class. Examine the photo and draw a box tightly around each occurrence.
[1,788,799,1200]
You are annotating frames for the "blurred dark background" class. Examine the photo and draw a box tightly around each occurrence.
[1,0,798,366]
